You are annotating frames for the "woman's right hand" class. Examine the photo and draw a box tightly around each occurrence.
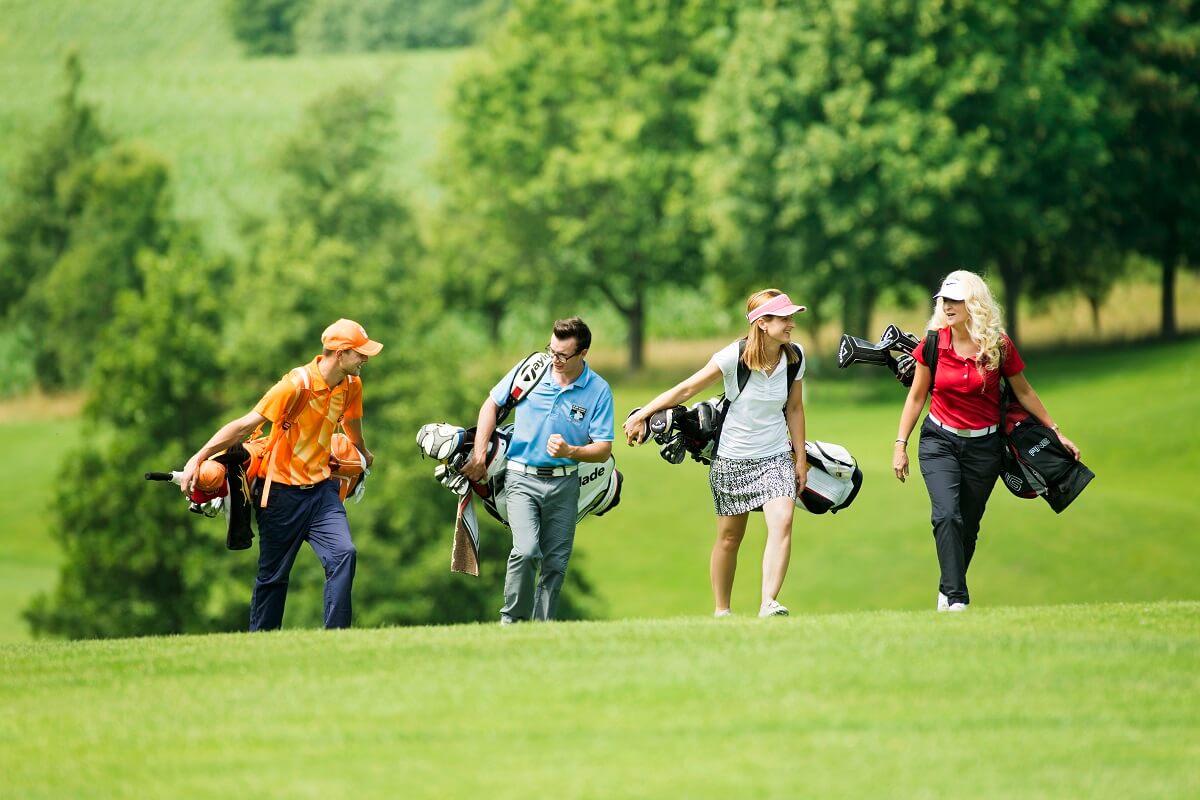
[623,410,650,446]
[893,442,910,483]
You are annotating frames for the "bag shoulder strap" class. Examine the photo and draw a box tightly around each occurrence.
[250,367,313,507]
[923,330,939,394]
[496,351,552,426]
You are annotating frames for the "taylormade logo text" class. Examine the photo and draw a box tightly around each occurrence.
[580,465,607,486]
[1028,437,1051,457]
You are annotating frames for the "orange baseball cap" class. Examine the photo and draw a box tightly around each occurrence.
[322,319,384,356]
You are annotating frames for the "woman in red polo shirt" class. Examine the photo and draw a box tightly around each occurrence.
[892,270,1079,611]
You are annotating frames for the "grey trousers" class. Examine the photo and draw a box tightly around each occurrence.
[501,470,581,622]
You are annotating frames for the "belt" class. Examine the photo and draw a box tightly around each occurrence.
[506,462,578,478]
[928,413,997,438]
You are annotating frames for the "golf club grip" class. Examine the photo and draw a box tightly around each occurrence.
[145,471,180,483]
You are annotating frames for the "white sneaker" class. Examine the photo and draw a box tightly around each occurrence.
[947,602,968,612]
[714,608,732,618]
[937,592,949,611]
[758,600,789,618]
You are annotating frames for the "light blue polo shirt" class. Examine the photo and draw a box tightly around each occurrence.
[490,361,615,468]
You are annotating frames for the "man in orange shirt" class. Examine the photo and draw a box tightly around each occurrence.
[181,319,381,630]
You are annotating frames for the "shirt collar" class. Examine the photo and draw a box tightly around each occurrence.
[547,362,592,390]
[308,356,333,392]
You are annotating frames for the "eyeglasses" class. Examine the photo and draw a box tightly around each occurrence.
[546,345,580,363]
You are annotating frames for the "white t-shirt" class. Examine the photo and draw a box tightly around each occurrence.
[712,341,805,460]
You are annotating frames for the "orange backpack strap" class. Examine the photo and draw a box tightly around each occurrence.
[252,367,313,507]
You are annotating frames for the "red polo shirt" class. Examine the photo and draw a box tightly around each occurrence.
[915,328,1024,429]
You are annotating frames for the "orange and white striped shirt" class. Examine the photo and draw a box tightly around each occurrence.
[253,356,363,486]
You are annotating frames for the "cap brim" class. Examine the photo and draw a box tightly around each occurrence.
[354,340,384,356]
[933,292,966,302]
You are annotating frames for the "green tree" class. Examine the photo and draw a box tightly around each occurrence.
[28,143,175,386]
[25,235,238,638]
[225,0,308,56]
[1087,0,1200,338]
[700,1,1112,343]
[437,0,738,369]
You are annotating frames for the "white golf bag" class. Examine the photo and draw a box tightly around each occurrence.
[798,441,863,514]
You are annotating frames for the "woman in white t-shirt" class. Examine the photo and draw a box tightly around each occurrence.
[623,289,808,618]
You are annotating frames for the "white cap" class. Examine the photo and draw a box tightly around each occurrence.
[933,278,967,302]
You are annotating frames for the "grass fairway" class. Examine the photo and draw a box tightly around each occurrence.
[1,601,1196,798]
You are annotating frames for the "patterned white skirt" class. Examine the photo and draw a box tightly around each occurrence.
[708,451,796,516]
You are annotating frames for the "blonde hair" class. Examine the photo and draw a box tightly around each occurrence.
[926,270,1006,380]
[744,288,802,372]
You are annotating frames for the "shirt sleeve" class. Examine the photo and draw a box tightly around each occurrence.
[254,375,301,424]
[712,341,740,397]
[589,386,616,443]
[488,362,523,408]
[1001,334,1025,377]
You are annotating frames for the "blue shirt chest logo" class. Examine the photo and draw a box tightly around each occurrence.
[569,404,587,422]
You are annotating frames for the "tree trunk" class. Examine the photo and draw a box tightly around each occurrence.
[999,258,1023,347]
[1162,252,1178,339]
[626,289,645,372]
[486,303,503,344]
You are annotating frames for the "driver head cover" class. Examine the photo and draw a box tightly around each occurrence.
[416,423,465,461]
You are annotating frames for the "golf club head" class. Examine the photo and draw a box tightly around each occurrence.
[876,324,902,350]
[837,335,893,369]
[659,434,687,465]
[893,353,916,387]
[882,325,921,355]
[649,406,683,443]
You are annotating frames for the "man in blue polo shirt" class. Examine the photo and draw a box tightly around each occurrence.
[462,317,615,623]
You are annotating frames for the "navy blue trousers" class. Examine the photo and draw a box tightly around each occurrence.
[250,480,356,631]
[918,417,1003,606]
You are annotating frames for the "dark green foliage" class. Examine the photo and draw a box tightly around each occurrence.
[701,0,1113,342]
[1086,0,1200,336]
[224,0,309,56]
[296,0,505,52]
[25,237,240,638]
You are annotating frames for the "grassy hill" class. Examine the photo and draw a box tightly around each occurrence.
[1,601,1196,798]
[0,0,465,248]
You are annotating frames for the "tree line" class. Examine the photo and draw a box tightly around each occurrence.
[437,0,1197,368]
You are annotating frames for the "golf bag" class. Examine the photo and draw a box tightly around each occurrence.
[416,422,623,527]
[799,441,864,514]
[1000,420,1095,513]
[146,433,368,552]
[837,324,921,386]
[631,404,864,515]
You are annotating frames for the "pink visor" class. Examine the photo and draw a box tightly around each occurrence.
[747,293,806,323]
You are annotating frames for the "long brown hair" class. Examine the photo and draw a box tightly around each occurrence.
[744,289,801,372]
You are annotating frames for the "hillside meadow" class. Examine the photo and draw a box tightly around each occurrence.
[0,0,465,247]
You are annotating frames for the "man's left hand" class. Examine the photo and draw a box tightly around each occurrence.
[546,434,574,459]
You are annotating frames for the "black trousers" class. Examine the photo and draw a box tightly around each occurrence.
[918,417,1003,605]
